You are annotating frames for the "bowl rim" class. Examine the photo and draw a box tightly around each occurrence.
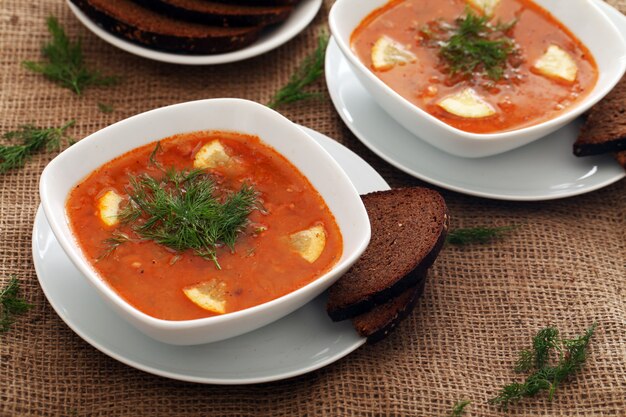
[39,98,371,330]
[329,0,626,141]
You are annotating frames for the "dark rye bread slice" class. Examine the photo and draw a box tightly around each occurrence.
[574,75,626,156]
[327,187,448,322]
[211,0,299,6]
[132,0,293,27]
[352,273,427,344]
[70,0,262,55]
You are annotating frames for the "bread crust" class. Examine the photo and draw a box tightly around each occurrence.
[132,0,293,27]
[326,188,448,322]
[352,274,427,344]
[70,0,262,54]
[574,75,626,156]
[210,0,299,6]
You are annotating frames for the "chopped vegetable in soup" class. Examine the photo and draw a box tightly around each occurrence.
[66,131,343,321]
[351,0,598,133]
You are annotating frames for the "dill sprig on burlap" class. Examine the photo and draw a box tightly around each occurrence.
[449,400,471,417]
[490,323,597,410]
[268,31,329,109]
[97,102,114,114]
[0,276,33,334]
[0,120,75,174]
[23,16,119,95]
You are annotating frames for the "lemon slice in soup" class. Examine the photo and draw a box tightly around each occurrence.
[467,0,501,16]
[371,36,416,71]
[183,279,227,314]
[438,88,496,119]
[533,45,578,83]
[193,140,232,169]
[289,225,326,263]
[97,190,123,227]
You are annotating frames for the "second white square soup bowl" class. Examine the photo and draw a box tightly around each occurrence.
[330,0,626,158]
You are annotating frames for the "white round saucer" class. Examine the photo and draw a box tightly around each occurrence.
[66,0,322,65]
[325,0,625,201]
[32,126,388,384]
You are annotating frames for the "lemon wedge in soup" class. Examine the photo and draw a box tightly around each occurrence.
[438,88,496,119]
[371,36,417,71]
[97,190,123,227]
[193,140,233,169]
[183,279,227,314]
[467,0,501,16]
[289,225,326,263]
[533,45,578,83]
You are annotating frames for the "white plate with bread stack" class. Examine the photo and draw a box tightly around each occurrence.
[34,121,449,382]
[67,0,322,65]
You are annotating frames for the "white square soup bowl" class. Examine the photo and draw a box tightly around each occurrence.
[39,98,371,345]
[330,0,626,158]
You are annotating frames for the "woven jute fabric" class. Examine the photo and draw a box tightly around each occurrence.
[1,1,625,416]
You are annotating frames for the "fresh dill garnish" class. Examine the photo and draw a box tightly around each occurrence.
[106,167,259,269]
[449,400,471,417]
[446,225,516,245]
[267,31,329,109]
[97,231,135,262]
[97,102,114,114]
[490,323,597,410]
[0,120,75,173]
[23,16,119,95]
[0,276,33,334]
[148,141,163,170]
[421,9,519,81]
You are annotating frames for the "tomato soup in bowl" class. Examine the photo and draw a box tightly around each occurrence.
[40,99,370,345]
[330,0,626,157]
[66,131,344,321]
[351,0,598,134]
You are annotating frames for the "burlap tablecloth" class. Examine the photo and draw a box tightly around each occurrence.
[1,1,625,416]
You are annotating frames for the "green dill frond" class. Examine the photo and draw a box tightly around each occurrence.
[111,167,259,269]
[424,9,519,81]
[0,276,33,334]
[97,102,114,114]
[495,18,518,33]
[449,400,471,417]
[446,225,516,245]
[490,323,597,410]
[0,120,75,173]
[268,30,329,109]
[514,326,561,372]
[532,326,561,369]
[97,231,136,261]
[148,142,164,171]
[514,348,535,373]
[23,16,119,95]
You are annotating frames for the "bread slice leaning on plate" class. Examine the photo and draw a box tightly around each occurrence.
[326,188,448,323]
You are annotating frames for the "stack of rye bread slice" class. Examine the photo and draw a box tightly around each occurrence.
[327,187,448,344]
[574,75,626,169]
[69,0,301,54]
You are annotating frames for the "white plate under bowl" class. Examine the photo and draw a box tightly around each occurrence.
[67,0,322,65]
[325,0,625,201]
[33,126,388,385]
